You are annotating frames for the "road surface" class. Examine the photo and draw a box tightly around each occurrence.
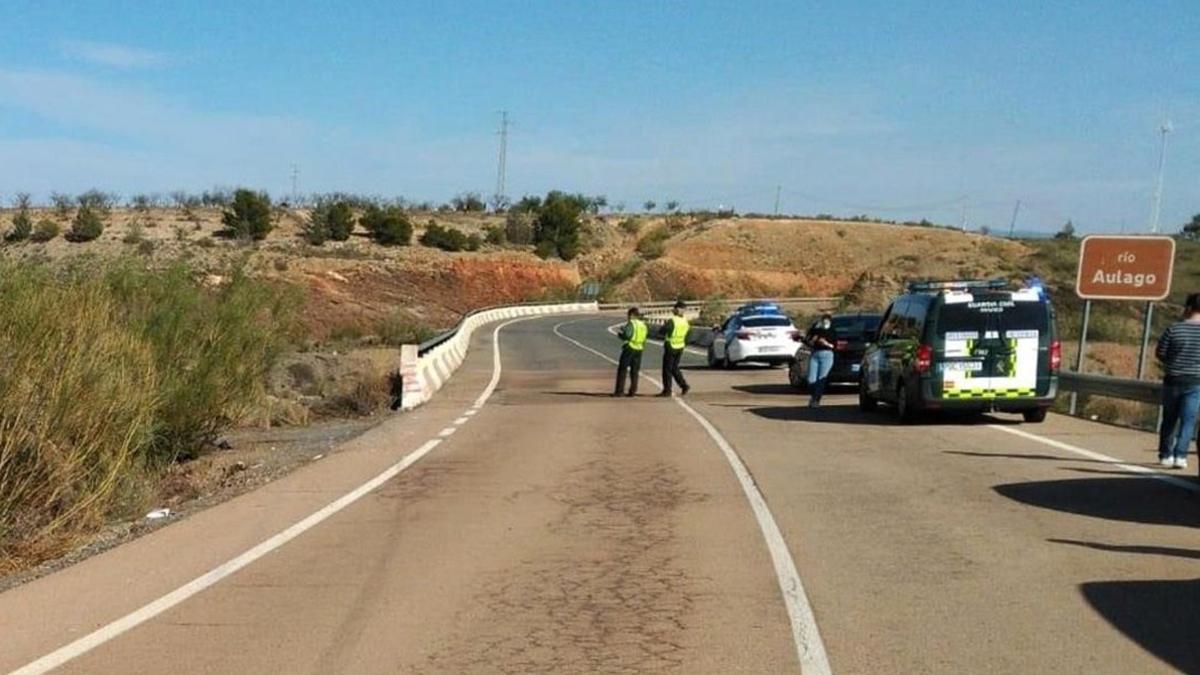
[2,314,1197,674]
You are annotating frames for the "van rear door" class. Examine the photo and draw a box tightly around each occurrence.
[935,291,1050,399]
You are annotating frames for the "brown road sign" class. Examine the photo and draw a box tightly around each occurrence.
[1075,235,1176,301]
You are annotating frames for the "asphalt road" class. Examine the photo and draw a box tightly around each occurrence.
[2,313,1197,674]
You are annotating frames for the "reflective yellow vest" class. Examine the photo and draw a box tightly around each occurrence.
[626,319,648,352]
[667,316,690,350]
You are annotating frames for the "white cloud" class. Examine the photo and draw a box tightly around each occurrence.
[58,40,169,69]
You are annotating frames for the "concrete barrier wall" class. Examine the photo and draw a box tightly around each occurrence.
[401,302,598,410]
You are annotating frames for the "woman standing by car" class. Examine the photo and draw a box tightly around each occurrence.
[806,313,837,407]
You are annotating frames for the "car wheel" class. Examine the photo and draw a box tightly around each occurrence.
[1022,408,1048,424]
[895,381,917,424]
[858,377,877,411]
[789,362,807,391]
[707,346,720,369]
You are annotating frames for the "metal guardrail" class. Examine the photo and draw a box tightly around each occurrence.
[1058,371,1162,405]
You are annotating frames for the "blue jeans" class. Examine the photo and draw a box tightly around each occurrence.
[807,350,835,403]
[1158,383,1200,460]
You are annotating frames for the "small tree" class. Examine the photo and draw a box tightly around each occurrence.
[360,205,412,245]
[31,219,60,242]
[50,192,74,220]
[451,192,486,212]
[5,193,33,242]
[1182,213,1200,240]
[306,200,354,245]
[666,200,680,212]
[66,204,105,242]
[534,191,587,260]
[221,189,273,240]
[643,200,657,212]
[505,210,535,245]
[1054,220,1076,240]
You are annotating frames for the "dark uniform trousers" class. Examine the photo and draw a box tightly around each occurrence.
[661,347,688,393]
[615,346,643,395]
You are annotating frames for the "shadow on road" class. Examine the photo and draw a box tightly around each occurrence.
[731,383,856,396]
[745,404,1016,426]
[994,476,1200,529]
[1081,578,1200,673]
[1049,539,1200,560]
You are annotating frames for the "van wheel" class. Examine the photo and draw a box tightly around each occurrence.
[859,378,878,412]
[895,381,917,424]
[1022,408,1048,424]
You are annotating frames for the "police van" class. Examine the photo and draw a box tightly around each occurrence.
[859,280,1060,423]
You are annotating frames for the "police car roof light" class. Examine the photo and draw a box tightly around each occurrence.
[907,279,1009,293]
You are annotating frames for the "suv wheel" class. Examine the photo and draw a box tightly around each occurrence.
[1022,408,1048,424]
[707,346,720,369]
[789,361,807,391]
[858,377,878,411]
[895,381,917,424]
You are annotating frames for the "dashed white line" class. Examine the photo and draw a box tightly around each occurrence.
[438,427,458,437]
[989,424,1200,493]
[12,315,537,675]
[454,417,470,425]
[553,318,832,675]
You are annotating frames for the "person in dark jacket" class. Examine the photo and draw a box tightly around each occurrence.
[658,301,691,397]
[614,307,648,397]
[1156,292,1200,470]
[805,313,837,408]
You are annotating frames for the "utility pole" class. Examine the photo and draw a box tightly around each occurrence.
[493,110,509,210]
[1137,120,1173,381]
[1007,199,1022,238]
[773,185,781,216]
[290,164,299,206]
[959,200,968,230]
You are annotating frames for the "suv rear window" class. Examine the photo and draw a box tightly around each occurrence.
[832,316,881,338]
[935,294,1050,333]
[741,316,793,328]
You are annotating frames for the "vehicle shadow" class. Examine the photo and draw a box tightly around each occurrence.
[993,476,1200,529]
[732,383,855,396]
[944,450,1114,465]
[744,404,1018,426]
[1080,578,1200,673]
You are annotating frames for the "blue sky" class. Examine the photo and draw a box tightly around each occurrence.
[1,1,1197,233]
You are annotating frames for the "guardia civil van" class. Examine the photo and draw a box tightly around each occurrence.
[859,280,1061,423]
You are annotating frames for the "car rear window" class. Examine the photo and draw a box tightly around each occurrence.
[741,316,793,328]
[935,295,1050,333]
[832,316,881,337]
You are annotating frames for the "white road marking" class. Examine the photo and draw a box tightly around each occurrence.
[463,410,477,417]
[453,417,470,425]
[989,424,1200,493]
[438,427,457,437]
[12,316,535,675]
[553,318,832,675]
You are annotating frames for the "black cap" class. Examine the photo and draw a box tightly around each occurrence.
[674,300,687,309]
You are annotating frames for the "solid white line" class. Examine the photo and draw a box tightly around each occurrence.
[988,424,1200,493]
[12,315,538,675]
[553,318,831,674]
[463,410,477,417]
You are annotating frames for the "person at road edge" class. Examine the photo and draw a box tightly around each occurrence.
[614,307,648,397]
[658,300,691,397]
[805,313,837,408]
[1155,292,1200,470]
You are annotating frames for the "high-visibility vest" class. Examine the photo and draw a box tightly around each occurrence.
[626,319,648,352]
[667,316,690,350]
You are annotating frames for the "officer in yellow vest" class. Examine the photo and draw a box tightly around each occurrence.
[614,307,648,397]
[658,300,691,397]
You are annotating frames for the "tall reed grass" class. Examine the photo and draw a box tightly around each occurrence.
[0,259,296,570]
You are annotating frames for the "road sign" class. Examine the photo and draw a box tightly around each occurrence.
[1075,235,1175,301]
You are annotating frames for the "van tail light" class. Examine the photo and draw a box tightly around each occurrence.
[736,330,752,340]
[914,344,934,374]
[789,330,802,342]
[835,339,849,351]
[1049,340,1062,373]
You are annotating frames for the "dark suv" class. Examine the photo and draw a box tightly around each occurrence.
[859,280,1060,423]
[789,313,883,389]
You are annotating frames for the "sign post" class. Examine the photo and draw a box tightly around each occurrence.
[1073,234,1176,414]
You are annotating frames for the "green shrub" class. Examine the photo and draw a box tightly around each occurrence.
[50,192,74,220]
[360,205,412,245]
[535,240,557,259]
[6,198,33,243]
[505,210,535,245]
[484,225,506,245]
[450,192,486,212]
[137,239,156,256]
[376,309,436,346]
[533,191,586,260]
[221,189,273,240]
[618,217,641,235]
[420,221,479,251]
[66,205,105,242]
[123,223,146,245]
[30,219,59,242]
[636,225,671,260]
[306,200,354,245]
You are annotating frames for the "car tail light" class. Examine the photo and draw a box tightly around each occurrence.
[835,339,849,351]
[1049,340,1062,373]
[914,344,934,374]
[736,330,752,340]
[789,330,802,342]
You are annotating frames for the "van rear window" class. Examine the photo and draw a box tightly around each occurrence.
[936,295,1050,333]
[832,316,881,337]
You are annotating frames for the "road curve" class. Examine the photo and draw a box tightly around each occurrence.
[2,313,1197,674]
